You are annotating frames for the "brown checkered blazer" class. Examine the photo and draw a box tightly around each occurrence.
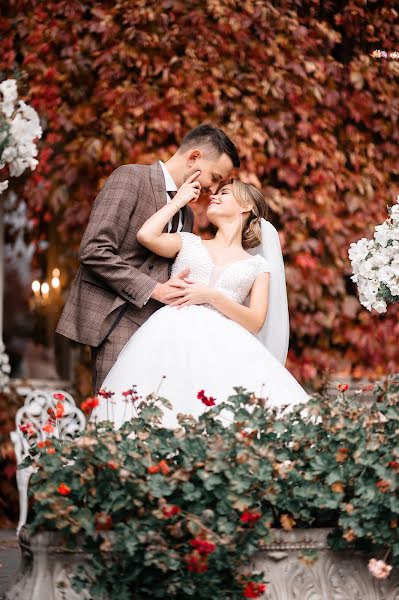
[56,161,194,348]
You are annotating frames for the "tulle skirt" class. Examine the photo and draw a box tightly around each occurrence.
[92,305,309,428]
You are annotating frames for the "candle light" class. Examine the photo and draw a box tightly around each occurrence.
[32,280,41,295]
[51,276,60,289]
[41,282,50,301]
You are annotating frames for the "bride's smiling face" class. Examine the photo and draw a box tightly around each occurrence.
[207,184,245,225]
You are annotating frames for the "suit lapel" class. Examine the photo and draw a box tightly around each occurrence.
[149,161,167,212]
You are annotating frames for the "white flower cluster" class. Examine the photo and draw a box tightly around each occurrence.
[0,79,42,192]
[348,196,399,313]
[0,340,11,391]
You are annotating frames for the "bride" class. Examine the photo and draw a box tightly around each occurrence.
[92,172,309,427]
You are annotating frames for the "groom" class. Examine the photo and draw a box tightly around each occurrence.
[56,124,240,391]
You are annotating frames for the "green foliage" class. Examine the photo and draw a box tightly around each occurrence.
[25,377,399,598]
[0,116,10,157]
[1,1,399,385]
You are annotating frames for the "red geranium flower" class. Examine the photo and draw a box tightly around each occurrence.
[95,512,113,531]
[158,459,170,475]
[337,383,349,392]
[53,393,65,401]
[57,483,71,496]
[189,538,216,555]
[203,396,216,407]
[43,422,55,434]
[148,460,171,475]
[241,509,262,525]
[162,504,181,518]
[98,388,115,400]
[377,479,391,492]
[56,402,64,418]
[197,389,216,407]
[19,422,35,436]
[243,582,267,598]
[186,551,208,573]
[37,440,53,449]
[122,387,138,400]
[147,465,160,474]
[81,396,99,415]
[388,461,399,470]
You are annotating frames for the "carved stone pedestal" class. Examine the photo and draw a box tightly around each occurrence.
[6,528,399,599]
[5,529,92,600]
[256,529,399,600]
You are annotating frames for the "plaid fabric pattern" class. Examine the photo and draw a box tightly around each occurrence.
[90,314,139,392]
[56,162,194,348]
[57,161,194,393]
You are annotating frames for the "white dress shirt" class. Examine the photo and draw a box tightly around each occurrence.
[159,160,183,232]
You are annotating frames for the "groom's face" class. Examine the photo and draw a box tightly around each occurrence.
[184,150,233,195]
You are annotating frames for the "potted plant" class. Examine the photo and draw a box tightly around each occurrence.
[7,378,399,599]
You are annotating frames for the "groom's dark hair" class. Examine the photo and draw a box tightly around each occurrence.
[179,124,240,168]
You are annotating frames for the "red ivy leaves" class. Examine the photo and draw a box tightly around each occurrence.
[1,1,399,387]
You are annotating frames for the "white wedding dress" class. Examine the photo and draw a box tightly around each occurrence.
[92,232,309,428]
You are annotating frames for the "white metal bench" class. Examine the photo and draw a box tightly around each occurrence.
[10,389,85,534]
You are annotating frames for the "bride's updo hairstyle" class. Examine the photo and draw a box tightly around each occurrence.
[230,179,268,249]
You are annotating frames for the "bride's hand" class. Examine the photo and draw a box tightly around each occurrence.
[168,282,216,307]
[172,171,201,208]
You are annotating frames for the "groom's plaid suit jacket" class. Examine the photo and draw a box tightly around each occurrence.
[56,162,194,349]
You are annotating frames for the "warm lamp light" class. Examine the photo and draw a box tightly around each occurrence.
[51,276,60,289]
[41,282,50,296]
[52,268,60,277]
[32,280,41,293]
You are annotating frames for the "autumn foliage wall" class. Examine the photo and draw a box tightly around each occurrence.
[1,0,399,386]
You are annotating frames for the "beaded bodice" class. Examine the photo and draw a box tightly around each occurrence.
[171,232,270,305]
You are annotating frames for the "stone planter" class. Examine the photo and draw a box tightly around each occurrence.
[254,529,399,600]
[5,528,92,600]
[6,528,399,599]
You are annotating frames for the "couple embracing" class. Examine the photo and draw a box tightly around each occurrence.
[56,124,308,427]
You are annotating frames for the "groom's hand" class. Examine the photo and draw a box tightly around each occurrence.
[150,268,191,304]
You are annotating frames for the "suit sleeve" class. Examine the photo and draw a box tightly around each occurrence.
[78,165,158,309]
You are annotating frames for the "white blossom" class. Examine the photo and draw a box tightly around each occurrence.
[0,78,42,183]
[0,80,42,386]
[391,259,399,277]
[374,223,391,247]
[348,198,399,313]
[0,79,18,118]
[1,146,17,162]
[0,180,9,195]
[388,281,399,296]
[373,299,388,313]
